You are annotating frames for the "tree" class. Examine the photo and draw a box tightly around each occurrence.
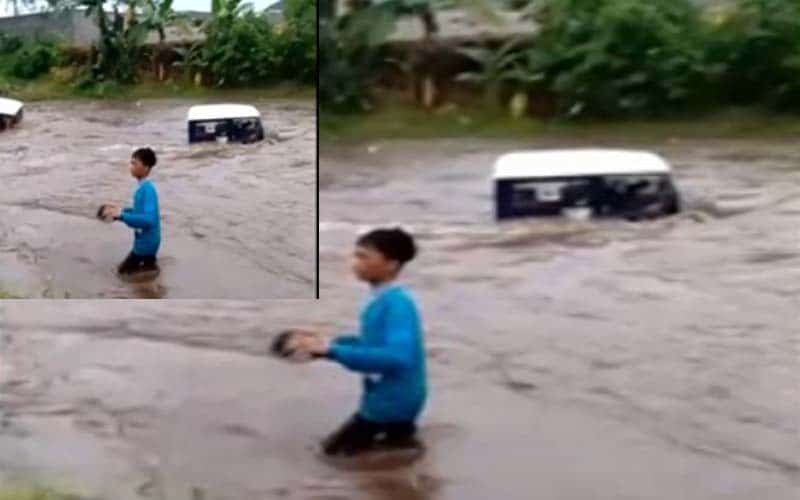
[69,0,149,83]
[141,0,182,80]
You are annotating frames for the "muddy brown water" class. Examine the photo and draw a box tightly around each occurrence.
[1,137,799,499]
[0,99,316,298]
[318,138,800,498]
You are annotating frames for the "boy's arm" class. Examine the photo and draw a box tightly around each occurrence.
[327,300,416,374]
[120,187,158,229]
[331,335,361,346]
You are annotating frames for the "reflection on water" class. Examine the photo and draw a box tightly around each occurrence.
[0,99,316,298]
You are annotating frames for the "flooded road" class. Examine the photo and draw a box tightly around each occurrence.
[0,136,798,499]
[0,99,316,298]
[319,138,800,498]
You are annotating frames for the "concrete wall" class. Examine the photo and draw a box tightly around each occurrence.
[0,10,99,46]
[0,10,216,48]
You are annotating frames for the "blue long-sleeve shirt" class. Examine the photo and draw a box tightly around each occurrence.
[120,178,161,256]
[328,284,427,423]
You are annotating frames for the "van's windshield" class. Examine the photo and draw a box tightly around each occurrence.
[500,173,678,220]
[189,117,264,143]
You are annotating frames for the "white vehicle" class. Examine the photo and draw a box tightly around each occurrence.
[187,104,265,144]
[493,149,680,221]
[0,97,23,132]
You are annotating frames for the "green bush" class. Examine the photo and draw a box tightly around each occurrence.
[9,44,59,79]
[526,0,710,117]
[178,0,316,87]
[316,0,800,117]
[705,0,800,108]
[0,32,23,55]
[0,36,59,80]
[202,10,277,86]
[278,0,317,84]
[319,6,395,113]
[2,2,315,90]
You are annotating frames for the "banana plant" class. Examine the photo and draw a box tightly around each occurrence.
[338,0,497,109]
[142,0,178,44]
[378,0,440,39]
[141,0,185,80]
[456,38,529,110]
[68,0,149,83]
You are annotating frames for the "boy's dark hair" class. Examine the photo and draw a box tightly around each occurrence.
[132,147,157,168]
[357,227,417,265]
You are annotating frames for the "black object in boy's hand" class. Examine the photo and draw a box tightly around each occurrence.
[270,330,294,357]
[270,330,324,362]
[96,204,114,222]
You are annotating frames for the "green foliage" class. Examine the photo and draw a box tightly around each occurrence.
[525,0,710,117]
[705,0,800,107]
[10,44,59,79]
[185,5,277,86]
[70,0,148,84]
[278,0,317,83]
[0,34,59,80]
[325,0,800,117]
[0,32,23,55]
[142,0,178,43]
[32,0,314,89]
[456,39,537,105]
[177,0,316,87]
[319,5,396,113]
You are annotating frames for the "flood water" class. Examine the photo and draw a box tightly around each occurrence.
[1,137,799,499]
[0,99,316,298]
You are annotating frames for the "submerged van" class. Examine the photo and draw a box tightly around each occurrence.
[0,97,23,132]
[493,149,680,221]
[187,104,265,144]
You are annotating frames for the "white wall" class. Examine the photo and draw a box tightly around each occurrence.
[1,0,281,18]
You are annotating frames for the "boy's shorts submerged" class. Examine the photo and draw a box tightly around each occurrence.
[322,413,418,456]
[118,251,158,275]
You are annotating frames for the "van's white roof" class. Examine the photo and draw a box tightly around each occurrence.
[493,149,672,180]
[0,97,23,116]
[187,104,260,121]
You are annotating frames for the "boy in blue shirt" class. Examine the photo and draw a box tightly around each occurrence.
[106,147,161,275]
[293,228,427,456]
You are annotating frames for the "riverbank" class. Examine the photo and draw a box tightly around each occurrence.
[0,75,315,102]
[321,102,800,143]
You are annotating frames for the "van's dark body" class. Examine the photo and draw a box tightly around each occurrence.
[0,107,23,132]
[188,117,265,144]
[495,174,680,221]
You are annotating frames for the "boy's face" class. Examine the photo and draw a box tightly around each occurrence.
[129,157,150,179]
[351,244,398,284]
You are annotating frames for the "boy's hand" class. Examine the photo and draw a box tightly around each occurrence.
[105,205,122,219]
[286,329,331,357]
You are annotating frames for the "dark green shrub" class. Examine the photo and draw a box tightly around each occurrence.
[0,32,23,55]
[526,0,710,117]
[9,43,58,79]
[705,0,800,108]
